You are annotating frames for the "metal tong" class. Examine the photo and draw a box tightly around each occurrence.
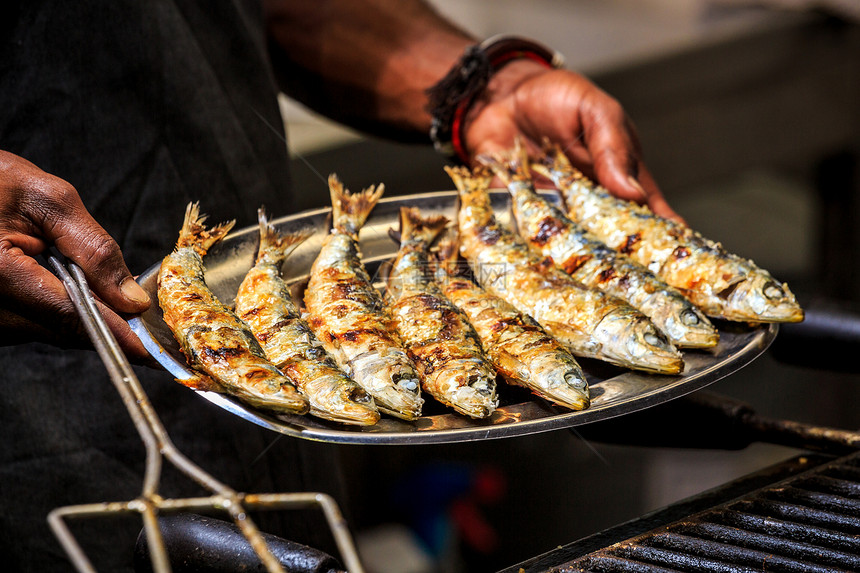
[46,255,365,573]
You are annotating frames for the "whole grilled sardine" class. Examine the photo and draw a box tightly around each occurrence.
[234,209,380,425]
[434,225,590,410]
[157,203,309,415]
[386,207,497,419]
[304,175,423,420]
[533,143,804,323]
[446,166,683,375]
[481,145,718,349]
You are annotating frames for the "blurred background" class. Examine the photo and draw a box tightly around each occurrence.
[275,1,860,571]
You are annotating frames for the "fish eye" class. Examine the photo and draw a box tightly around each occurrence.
[350,387,372,403]
[681,309,700,326]
[398,377,419,391]
[763,281,784,300]
[564,371,587,388]
[644,331,664,347]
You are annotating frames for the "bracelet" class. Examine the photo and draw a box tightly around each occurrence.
[426,35,564,164]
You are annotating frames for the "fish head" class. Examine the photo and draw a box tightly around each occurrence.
[348,349,423,420]
[528,354,590,410]
[722,273,804,323]
[312,374,381,426]
[431,361,498,419]
[593,309,684,375]
[651,305,720,349]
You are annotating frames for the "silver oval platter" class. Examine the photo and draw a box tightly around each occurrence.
[129,190,776,445]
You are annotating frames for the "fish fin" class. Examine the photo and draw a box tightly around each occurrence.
[488,348,530,385]
[433,225,460,266]
[176,371,223,393]
[541,321,594,353]
[444,165,493,198]
[387,227,402,245]
[376,256,394,285]
[432,224,468,280]
[398,206,449,246]
[176,202,236,255]
[328,173,384,236]
[256,207,312,265]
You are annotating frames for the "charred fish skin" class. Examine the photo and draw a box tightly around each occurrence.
[446,166,684,375]
[234,209,380,426]
[481,146,718,349]
[304,175,423,421]
[435,226,589,411]
[157,203,310,415]
[386,207,497,419]
[533,143,804,323]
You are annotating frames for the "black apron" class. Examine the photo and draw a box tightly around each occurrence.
[0,2,346,570]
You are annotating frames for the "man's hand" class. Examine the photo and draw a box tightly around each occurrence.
[264,0,678,218]
[0,151,151,358]
[463,60,681,222]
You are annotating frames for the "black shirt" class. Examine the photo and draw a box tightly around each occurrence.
[0,2,345,570]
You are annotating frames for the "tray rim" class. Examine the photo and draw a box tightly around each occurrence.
[129,190,778,445]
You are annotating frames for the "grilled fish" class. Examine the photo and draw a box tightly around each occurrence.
[386,207,497,419]
[446,166,683,375]
[434,225,590,410]
[235,209,380,425]
[304,175,423,420]
[533,143,804,323]
[157,203,309,415]
[481,145,719,349]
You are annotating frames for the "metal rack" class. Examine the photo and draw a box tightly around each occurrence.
[47,256,365,573]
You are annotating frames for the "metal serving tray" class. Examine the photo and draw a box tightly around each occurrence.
[129,190,776,445]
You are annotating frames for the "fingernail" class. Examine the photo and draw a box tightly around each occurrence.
[627,176,647,200]
[121,277,150,305]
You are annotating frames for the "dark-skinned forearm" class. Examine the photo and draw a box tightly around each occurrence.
[264,0,474,141]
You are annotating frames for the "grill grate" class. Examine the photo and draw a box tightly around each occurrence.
[560,453,860,573]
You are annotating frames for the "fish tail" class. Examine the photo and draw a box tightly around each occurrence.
[256,207,311,265]
[533,140,577,178]
[444,165,493,200]
[176,202,235,255]
[329,173,384,236]
[398,207,448,247]
[479,138,531,186]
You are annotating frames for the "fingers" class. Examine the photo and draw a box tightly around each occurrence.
[580,94,646,202]
[577,94,686,224]
[93,297,154,364]
[1,152,149,314]
[0,150,151,354]
[636,166,685,224]
[0,294,151,363]
[30,180,150,314]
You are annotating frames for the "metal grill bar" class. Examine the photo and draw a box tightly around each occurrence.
[820,464,860,482]
[665,523,860,570]
[734,499,860,533]
[704,510,860,553]
[571,556,685,572]
[764,486,860,515]
[795,475,860,498]
[555,452,860,573]
[602,544,763,572]
[659,530,853,572]
[645,532,824,571]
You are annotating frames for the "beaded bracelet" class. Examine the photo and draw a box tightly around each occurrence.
[426,35,564,164]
